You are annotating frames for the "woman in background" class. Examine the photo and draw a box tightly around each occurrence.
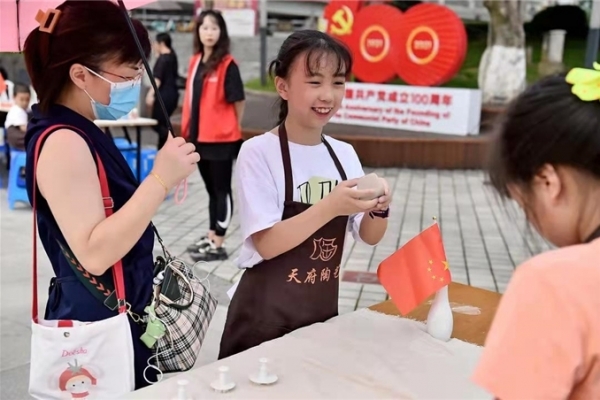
[146,32,179,150]
[181,10,246,262]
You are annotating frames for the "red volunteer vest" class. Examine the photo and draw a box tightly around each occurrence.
[181,53,241,143]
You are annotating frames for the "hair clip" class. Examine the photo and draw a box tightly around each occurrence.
[35,8,61,34]
[565,62,600,102]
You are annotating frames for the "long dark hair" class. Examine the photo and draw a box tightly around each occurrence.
[268,30,353,125]
[487,74,600,200]
[193,10,230,77]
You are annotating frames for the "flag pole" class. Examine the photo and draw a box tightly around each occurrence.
[427,215,453,341]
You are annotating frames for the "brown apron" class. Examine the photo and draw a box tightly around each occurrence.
[218,123,350,359]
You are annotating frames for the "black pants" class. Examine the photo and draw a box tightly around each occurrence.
[198,159,233,237]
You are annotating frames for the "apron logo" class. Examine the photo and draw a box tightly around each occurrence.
[305,268,318,284]
[310,238,338,262]
[287,265,340,284]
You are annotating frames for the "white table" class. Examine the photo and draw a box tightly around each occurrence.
[94,118,157,182]
[119,308,490,399]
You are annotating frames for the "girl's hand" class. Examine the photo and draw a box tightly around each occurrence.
[371,177,392,211]
[322,178,379,218]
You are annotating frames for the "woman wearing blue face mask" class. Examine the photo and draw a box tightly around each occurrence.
[83,66,145,120]
[22,0,200,389]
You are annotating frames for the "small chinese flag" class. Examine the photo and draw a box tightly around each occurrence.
[377,222,451,315]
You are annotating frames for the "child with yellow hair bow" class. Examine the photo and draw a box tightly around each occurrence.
[471,67,600,399]
[566,62,600,101]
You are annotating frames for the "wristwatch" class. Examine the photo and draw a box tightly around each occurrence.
[369,207,390,219]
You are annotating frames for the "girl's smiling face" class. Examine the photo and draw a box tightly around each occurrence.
[275,50,348,130]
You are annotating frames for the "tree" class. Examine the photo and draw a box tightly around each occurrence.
[477,0,527,106]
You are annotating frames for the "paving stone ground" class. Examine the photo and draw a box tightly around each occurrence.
[152,166,551,310]
[0,32,555,400]
[0,163,551,399]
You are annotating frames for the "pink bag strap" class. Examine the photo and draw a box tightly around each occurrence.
[31,125,127,322]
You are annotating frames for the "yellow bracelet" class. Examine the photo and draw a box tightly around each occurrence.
[150,172,169,194]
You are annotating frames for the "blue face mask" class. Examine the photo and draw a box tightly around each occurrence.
[85,67,141,120]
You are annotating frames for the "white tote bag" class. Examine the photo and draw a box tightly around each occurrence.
[29,314,135,399]
[29,125,136,399]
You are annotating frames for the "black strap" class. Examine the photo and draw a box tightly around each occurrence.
[277,121,348,203]
[584,225,600,243]
[322,139,348,181]
[16,0,22,52]
[57,241,120,310]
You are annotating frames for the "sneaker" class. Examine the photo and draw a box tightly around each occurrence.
[190,242,228,262]
[186,236,211,253]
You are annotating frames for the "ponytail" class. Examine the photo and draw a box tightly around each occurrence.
[277,99,288,126]
[23,27,56,112]
[269,59,288,126]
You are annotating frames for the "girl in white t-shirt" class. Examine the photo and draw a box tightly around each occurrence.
[218,30,392,359]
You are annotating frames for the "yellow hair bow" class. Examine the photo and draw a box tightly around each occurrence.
[565,62,600,101]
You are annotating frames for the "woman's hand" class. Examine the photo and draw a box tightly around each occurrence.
[151,133,200,190]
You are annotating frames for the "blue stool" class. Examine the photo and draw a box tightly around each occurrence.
[0,128,8,188]
[113,137,137,151]
[113,138,138,175]
[140,148,157,181]
[8,150,29,209]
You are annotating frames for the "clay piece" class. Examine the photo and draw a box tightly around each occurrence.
[357,173,385,200]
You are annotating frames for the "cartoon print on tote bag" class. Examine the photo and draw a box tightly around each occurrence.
[56,359,100,400]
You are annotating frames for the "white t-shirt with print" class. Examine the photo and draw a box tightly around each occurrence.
[234,131,368,269]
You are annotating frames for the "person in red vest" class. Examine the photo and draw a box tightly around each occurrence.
[181,9,245,262]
